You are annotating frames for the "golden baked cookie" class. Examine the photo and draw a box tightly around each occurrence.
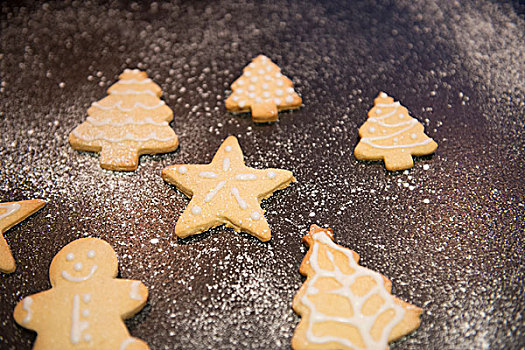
[162,136,295,241]
[225,55,302,122]
[69,69,179,171]
[0,199,45,273]
[14,237,149,349]
[354,92,437,171]
[292,225,422,350]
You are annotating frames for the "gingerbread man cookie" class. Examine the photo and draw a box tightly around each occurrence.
[354,92,438,171]
[162,136,295,241]
[0,199,45,273]
[69,69,179,171]
[225,55,302,122]
[292,225,422,350]
[14,238,149,349]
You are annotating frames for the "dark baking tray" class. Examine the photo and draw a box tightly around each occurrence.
[1,1,524,349]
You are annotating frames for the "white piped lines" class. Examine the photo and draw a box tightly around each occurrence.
[91,100,165,112]
[22,297,33,323]
[161,136,295,242]
[72,130,175,143]
[86,116,168,127]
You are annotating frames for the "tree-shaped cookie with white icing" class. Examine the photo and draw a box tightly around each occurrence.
[354,92,438,171]
[69,69,179,171]
[225,55,302,123]
[14,238,149,350]
[292,225,422,350]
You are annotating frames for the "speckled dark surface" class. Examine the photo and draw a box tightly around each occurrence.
[1,1,524,349]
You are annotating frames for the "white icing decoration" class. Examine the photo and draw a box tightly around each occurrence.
[204,181,226,202]
[86,116,168,127]
[380,92,388,98]
[235,174,257,181]
[231,188,247,210]
[71,130,175,143]
[285,95,294,104]
[276,80,284,86]
[199,171,218,179]
[262,83,269,89]
[251,76,258,83]
[66,253,75,261]
[267,171,276,179]
[237,80,244,86]
[91,100,165,112]
[248,92,256,99]
[178,166,188,174]
[399,113,405,118]
[87,250,95,258]
[362,102,432,149]
[232,96,239,102]
[84,334,92,342]
[248,85,256,91]
[264,75,272,81]
[74,262,83,271]
[130,281,142,300]
[191,205,202,215]
[71,294,90,344]
[62,265,98,282]
[251,212,261,221]
[411,133,417,139]
[120,338,138,350]
[275,89,283,96]
[82,309,90,317]
[225,145,232,152]
[369,127,376,133]
[263,92,270,98]
[274,98,282,105]
[110,89,156,97]
[376,108,382,114]
[275,72,282,78]
[223,157,230,171]
[83,294,91,303]
[237,88,244,94]
[0,203,20,221]
[118,78,152,85]
[239,100,246,108]
[244,71,252,77]
[22,297,33,323]
[301,231,405,348]
[287,87,294,94]
[258,69,265,74]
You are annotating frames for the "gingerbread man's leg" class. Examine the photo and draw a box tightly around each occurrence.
[99,145,140,171]
[119,337,150,350]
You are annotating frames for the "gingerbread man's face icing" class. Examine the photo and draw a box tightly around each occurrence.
[49,238,118,287]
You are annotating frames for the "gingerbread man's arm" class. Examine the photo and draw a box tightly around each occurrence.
[113,279,148,319]
[14,289,55,331]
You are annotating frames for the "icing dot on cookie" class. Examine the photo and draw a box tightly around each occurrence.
[83,294,91,303]
[84,334,92,342]
[285,95,294,104]
[380,92,388,98]
[74,262,83,271]
[249,63,256,68]
[248,85,256,91]
[245,71,251,77]
[225,145,232,152]
[258,69,265,74]
[248,92,256,99]
[276,80,284,86]
[82,309,90,317]
[266,66,272,72]
[255,97,262,103]
[287,87,294,93]
[393,137,399,144]
[262,83,269,89]
[232,96,239,102]
[264,75,272,81]
[191,206,202,215]
[239,100,246,107]
[274,98,282,105]
[275,89,283,96]
[87,250,95,258]
[250,76,258,83]
[237,88,244,94]
[275,72,282,78]
[399,113,405,118]
[237,80,244,85]
[376,108,382,114]
[251,212,261,221]
[267,171,276,179]
[178,166,188,174]
[263,91,270,98]
[411,133,417,139]
[369,127,376,133]
[66,253,74,261]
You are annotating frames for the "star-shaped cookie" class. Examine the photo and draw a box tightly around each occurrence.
[0,199,46,273]
[162,136,295,241]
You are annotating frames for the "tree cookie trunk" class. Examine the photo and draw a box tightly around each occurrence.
[251,102,278,123]
[100,146,139,171]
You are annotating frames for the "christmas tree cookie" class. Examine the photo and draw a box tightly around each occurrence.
[354,92,438,171]
[162,136,295,241]
[292,225,422,350]
[69,69,179,171]
[225,55,302,123]
[0,199,45,273]
[14,238,149,349]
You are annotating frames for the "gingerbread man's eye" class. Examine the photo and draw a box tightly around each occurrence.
[66,253,75,261]
[87,250,96,259]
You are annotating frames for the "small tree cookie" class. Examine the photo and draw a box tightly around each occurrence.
[354,92,438,171]
[14,238,150,349]
[69,69,179,171]
[0,199,45,273]
[225,55,302,123]
[292,225,422,350]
